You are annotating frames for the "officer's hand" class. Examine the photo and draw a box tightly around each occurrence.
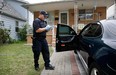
[45,25,53,31]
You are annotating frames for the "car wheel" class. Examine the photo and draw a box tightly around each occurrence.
[74,50,77,54]
[89,62,102,75]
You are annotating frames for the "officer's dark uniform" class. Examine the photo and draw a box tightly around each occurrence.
[32,18,50,68]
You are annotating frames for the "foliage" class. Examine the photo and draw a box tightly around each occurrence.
[0,28,10,44]
[18,24,27,41]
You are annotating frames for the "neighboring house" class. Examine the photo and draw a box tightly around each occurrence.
[107,3,116,19]
[0,0,29,40]
[5,0,34,26]
[23,0,114,46]
[5,0,28,19]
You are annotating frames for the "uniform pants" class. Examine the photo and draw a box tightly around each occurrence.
[32,39,50,67]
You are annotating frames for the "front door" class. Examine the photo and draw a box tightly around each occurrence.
[56,24,78,52]
[59,11,69,24]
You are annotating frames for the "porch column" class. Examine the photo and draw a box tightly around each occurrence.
[74,0,78,33]
[52,10,59,46]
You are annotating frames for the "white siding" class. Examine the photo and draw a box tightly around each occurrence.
[115,4,116,19]
[1,15,25,40]
[6,0,34,26]
[107,4,116,19]
[6,0,27,19]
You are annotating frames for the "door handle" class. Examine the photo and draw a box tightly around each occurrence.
[89,44,94,48]
[56,38,59,43]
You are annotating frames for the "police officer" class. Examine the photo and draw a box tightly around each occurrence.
[32,10,55,70]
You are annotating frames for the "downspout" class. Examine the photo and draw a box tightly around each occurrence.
[27,7,29,23]
[26,7,29,35]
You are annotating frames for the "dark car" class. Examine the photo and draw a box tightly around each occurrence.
[56,19,116,75]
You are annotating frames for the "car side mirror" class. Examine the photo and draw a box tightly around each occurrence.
[70,30,77,35]
[70,31,75,34]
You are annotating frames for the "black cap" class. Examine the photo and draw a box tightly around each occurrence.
[39,10,48,18]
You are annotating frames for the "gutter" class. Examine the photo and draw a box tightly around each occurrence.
[22,0,73,8]
[0,11,27,22]
[12,0,29,4]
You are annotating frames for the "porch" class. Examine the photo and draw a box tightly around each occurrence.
[23,0,114,46]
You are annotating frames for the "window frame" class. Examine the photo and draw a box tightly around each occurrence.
[15,21,19,32]
[0,21,4,27]
[81,23,102,38]
[59,11,69,25]
[79,9,93,20]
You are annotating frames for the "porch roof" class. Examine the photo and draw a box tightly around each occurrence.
[23,0,114,12]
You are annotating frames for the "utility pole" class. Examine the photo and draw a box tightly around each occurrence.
[74,0,78,33]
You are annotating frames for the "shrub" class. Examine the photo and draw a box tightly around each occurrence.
[0,28,10,44]
[18,24,27,41]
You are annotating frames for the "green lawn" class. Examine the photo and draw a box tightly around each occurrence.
[0,42,53,75]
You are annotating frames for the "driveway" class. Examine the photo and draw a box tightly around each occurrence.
[41,48,87,75]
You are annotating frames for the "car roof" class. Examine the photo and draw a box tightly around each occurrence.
[100,19,116,50]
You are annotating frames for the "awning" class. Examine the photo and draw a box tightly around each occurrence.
[23,0,114,12]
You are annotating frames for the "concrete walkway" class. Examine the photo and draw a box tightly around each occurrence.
[41,50,87,75]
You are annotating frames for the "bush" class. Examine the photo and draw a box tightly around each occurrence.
[0,28,10,44]
[8,38,17,44]
[18,24,27,41]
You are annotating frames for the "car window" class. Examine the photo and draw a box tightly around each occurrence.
[59,26,70,35]
[81,24,102,37]
[59,25,76,35]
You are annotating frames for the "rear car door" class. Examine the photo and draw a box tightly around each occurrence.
[78,23,102,64]
[56,24,78,52]
[79,23,102,54]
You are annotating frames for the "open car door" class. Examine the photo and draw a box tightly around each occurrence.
[56,24,78,52]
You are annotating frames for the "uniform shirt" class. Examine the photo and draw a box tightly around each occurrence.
[33,18,47,39]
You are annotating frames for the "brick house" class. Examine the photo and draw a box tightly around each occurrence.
[23,0,114,46]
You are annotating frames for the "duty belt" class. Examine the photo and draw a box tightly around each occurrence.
[31,36,46,40]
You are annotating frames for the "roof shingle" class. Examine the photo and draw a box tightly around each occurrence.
[0,0,27,21]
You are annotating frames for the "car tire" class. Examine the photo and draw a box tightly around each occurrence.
[74,50,77,54]
[89,62,102,75]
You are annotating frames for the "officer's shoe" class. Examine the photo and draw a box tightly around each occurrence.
[45,64,55,70]
[35,66,39,71]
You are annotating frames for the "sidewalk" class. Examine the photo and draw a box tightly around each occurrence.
[41,50,87,75]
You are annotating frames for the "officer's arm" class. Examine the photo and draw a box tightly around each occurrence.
[34,20,46,33]
[36,28,46,33]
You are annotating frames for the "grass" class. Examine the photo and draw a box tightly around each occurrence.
[0,42,53,75]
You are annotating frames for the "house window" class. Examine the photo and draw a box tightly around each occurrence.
[15,21,19,32]
[0,21,4,27]
[79,10,85,20]
[79,9,93,20]
[61,13,67,24]
[59,11,69,25]
[85,9,93,19]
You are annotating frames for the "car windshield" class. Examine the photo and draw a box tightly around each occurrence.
[101,19,116,49]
